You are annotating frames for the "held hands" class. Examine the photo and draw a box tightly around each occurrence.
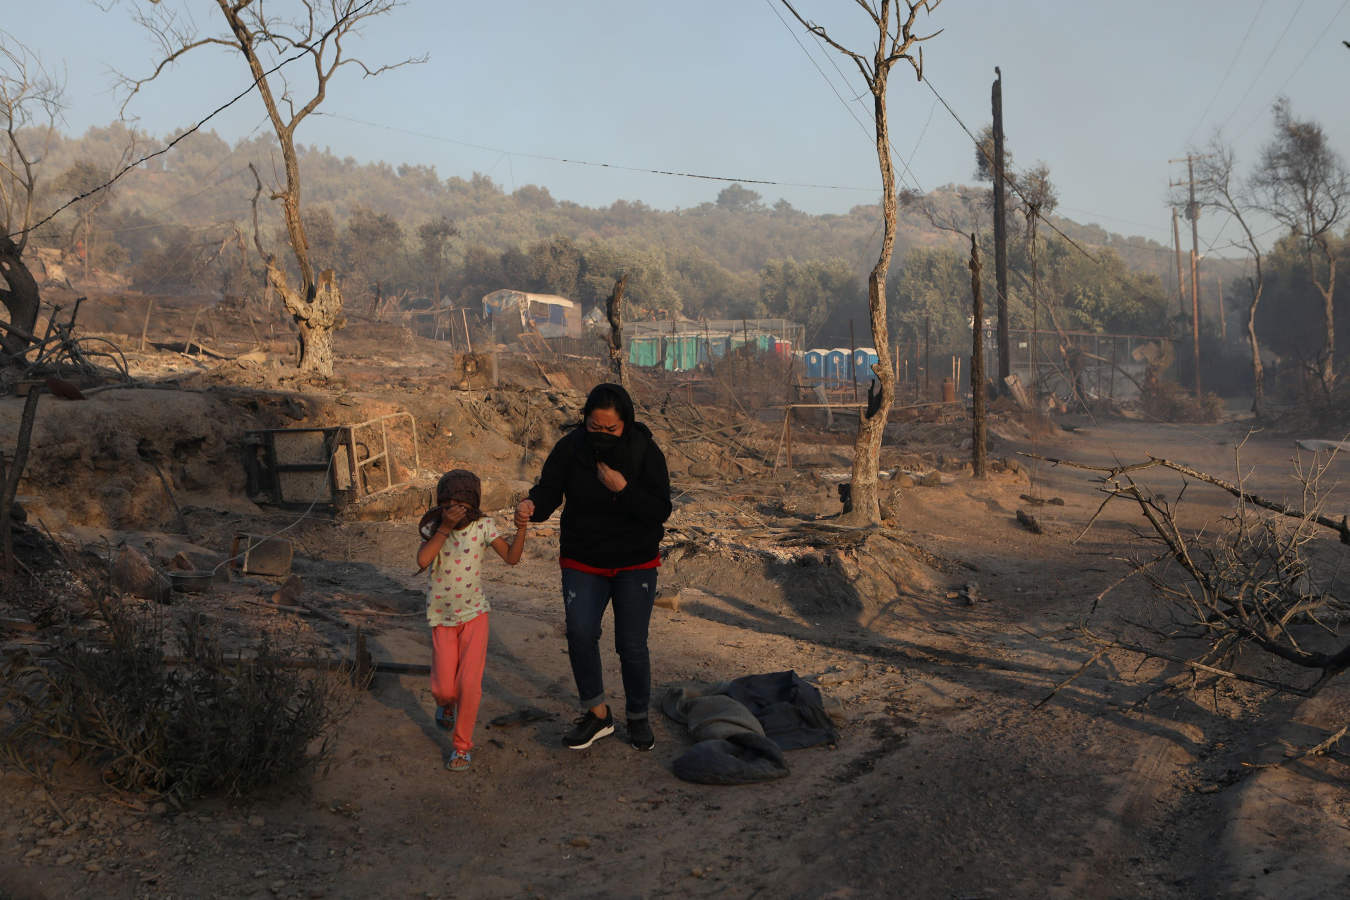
[514,498,535,528]
[596,462,627,493]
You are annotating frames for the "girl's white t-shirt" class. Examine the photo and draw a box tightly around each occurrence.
[426,517,498,627]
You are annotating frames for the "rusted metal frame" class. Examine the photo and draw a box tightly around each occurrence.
[347,412,419,498]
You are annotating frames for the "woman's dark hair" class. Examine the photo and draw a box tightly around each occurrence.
[582,382,635,427]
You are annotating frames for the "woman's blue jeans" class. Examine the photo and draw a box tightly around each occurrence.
[561,567,656,720]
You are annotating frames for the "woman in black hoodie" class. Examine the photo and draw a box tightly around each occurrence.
[515,383,672,752]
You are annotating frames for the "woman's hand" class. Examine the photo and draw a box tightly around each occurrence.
[514,498,535,527]
[596,462,627,493]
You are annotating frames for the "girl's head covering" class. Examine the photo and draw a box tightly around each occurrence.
[418,469,484,539]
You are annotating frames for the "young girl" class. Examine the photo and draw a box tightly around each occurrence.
[416,469,527,772]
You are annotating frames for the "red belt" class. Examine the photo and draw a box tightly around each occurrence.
[559,556,661,577]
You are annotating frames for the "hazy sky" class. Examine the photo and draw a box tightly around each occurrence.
[12,1,1350,256]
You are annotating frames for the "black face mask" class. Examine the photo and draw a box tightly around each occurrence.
[586,430,623,466]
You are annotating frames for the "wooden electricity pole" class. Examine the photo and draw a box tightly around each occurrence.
[1171,207,1186,318]
[1171,155,1208,397]
[991,67,1010,384]
[969,233,987,478]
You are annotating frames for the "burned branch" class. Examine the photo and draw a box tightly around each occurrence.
[1035,447,1350,696]
[120,0,423,376]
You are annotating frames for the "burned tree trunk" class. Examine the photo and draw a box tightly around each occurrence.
[0,235,40,360]
[606,274,628,388]
[1246,278,1265,416]
[0,387,41,576]
[780,0,943,526]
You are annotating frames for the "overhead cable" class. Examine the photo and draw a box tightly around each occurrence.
[6,0,384,242]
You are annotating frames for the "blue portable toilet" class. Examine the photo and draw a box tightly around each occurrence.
[826,348,852,384]
[853,347,879,378]
[804,348,827,381]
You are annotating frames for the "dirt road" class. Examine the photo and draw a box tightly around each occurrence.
[3,399,1349,899]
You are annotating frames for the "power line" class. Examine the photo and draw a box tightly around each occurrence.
[1187,0,1270,144]
[764,0,925,194]
[315,111,878,193]
[1214,0,1309,136]
[1231,0,1350,141]
[6,0,384,242]
[919,74,1099,263]
[905,97,939,176]
[763,0,876,143]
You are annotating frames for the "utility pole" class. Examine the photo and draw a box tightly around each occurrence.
[969,233,987,478]
[991,67,1010,385]
[1170,155,1209,397]
[1171,207,1186,318]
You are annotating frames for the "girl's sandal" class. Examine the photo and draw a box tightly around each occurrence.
[435,706,456,731]
[446,750,472,772]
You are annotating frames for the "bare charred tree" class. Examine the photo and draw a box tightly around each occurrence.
[1253,98,1348,398]
[1192,142,1268,416]
[121,1,421,377]
[605,274,628,388]
[0,35,62,361]
[780,0,945,525]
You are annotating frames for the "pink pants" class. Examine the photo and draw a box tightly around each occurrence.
[430,613,489,753]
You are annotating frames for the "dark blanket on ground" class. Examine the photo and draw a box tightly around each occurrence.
[670,732,788,785]
[663,670,837,785]
[724,670,838,750]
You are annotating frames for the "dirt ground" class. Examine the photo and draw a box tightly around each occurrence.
[2,299,1349,899]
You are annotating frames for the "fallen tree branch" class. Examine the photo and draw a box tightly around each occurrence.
[1034,647,1107,709]
[1082,630,1314,697]
[1020,451,1350,543]
[1242,723,1349,770]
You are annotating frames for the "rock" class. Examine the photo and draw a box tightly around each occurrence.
[111,546,172,603]
[150,803,169,816]
[271,576,303,606]
[653,591,680,611]
[248,815,266,829]
[689,460,720,479]
[675,587,715,610]
[569,836,591,849]
[57,854,75,865]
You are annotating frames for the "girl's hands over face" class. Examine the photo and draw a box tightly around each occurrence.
[440,503,468,529]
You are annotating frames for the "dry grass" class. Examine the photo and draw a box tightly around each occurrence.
[1,594,355,805]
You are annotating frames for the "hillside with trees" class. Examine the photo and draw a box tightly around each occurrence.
[23,122,1328,368]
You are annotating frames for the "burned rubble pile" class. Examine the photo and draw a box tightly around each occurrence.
[0,307,1044,834]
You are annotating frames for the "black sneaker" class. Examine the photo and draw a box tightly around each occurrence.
[562,710,614,749]
[628,718,654,752]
